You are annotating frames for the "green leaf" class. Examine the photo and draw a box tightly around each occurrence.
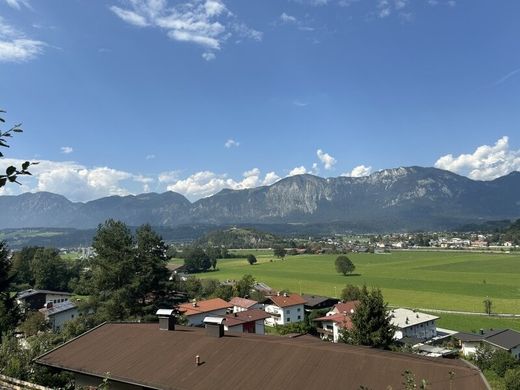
[0,151,3,157]
[0,118,4,123]
[8,175,17,182]
[0,178,6,187]
[6,166,16,176]
[12,128,23,133]
[22,161,30,170]
[0,141,9,148]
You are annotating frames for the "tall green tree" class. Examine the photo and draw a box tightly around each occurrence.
[183,247,211,273]
[90,220,136,320]
[335,255,355,276]
[134,224,169,311]
[273,245,286,259]
[235,274,255,298]
[11,246,41,286]
[341,286,395,349]
[340,284,362,301]
[30,248,69,291]
[0,241,20,340]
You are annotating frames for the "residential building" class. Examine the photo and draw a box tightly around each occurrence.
[454,329,520,359]
[229,297,261,313]
[177,298,232,326]
[264,293,306,327]
[35,320,487,390]
[301,294,340,312]
[16,289,73,312]
[39,301,78,332]
[223,309,270,334]
[389,308,438,341]
[314,301,358,343]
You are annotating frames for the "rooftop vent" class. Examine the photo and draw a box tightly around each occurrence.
[204,316,225,338]
[283,292,288,297]
[156,309,175,331]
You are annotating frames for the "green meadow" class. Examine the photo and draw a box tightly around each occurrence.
[175,250,520,315]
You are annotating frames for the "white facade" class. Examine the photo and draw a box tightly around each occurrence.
[233,303,262,313]
[186,308,229,326]
[390,309,438,341]
[319,320,342,343]
[264,303,304,327]
[47,307,78,331]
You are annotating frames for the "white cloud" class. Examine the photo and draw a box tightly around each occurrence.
[343,165,372,177]
[434,136,520,180]
[4,0,31,10]
[110,0,261,59]
[158,170,180,183]
[166,168,280,199]
[60,146,73,154]
[202,51,216,61]
[293,100,309,107]
[288,166,308,176]
[493,68,520,87]
[280,12,297,23]
[224,138,240,148]
[0,158,155,202]
[145,154,156,160]
[317,149,337,170]
[109,6,149,27]
[0,17,45,63]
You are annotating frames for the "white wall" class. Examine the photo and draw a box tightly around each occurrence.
[264,304,304,326]
[186,308,229,326]
[49,308,78,331]
[394,320,437,340]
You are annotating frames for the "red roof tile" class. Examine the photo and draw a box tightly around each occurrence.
[333,301,359,314]
[314,313,354,330]
[267,294,306,308]
[224,309,271,327]
[178,298,232,316]
[229,297,258,309]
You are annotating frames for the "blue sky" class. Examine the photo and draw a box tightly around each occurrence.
[1,0,520,201]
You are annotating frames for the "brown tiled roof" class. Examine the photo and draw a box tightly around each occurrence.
[36,323,487,390]
[267,294,307,308]
[314,313,354,330]
[333,300,360,314]
[177,298,232,316]
[223,309,271,327]
[228,297,258,309]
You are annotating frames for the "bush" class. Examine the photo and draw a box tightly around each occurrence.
[505,368,520,390]
[490,349,518,377]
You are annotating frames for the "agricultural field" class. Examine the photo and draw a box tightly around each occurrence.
[178,250,520,315]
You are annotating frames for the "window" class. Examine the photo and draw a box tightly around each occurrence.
[287,318,291,322]
[298,315,301,320]
[297,308,301,312]
[286,310,290,314]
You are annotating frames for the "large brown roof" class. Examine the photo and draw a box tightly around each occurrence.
[177,298,232,316]
[267,293,307,308]
[36,323,487,390]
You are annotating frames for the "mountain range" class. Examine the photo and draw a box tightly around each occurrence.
[1,166,519,232]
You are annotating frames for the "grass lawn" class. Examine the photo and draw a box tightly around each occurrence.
[174,250,520,314]
[429,312,520,332]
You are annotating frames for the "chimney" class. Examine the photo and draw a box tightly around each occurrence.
[192,299,198,307]
[195,355,201,366]
[204,316,225,338]
[156,309,175,331]
[479,328,484,335]
[283,292,288,297]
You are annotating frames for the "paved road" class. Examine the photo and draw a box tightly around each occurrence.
[391,306,520,318]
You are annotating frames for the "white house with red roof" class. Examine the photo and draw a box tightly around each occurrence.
[177,298,232,326]
[229,297,262,313]
[264,293,306,326]
[314,301,359,343]
[223,309,271,334]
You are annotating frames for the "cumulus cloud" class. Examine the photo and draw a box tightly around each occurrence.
[342,165,372,177]
[4,0,31,9]
[434,136,520,180]
[145,154,156,160]
[0,16,45,63]
[109,0,261,59]
[316,149,337,170]
[224,139,240,148]
[166,168,280,199]
[60,146,73,154]
[280,13,297,23]
[0,158,154,202]
[158,170,180,183]
[288,163,318,176]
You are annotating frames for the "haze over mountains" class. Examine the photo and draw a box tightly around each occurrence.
[1,166,519,232]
